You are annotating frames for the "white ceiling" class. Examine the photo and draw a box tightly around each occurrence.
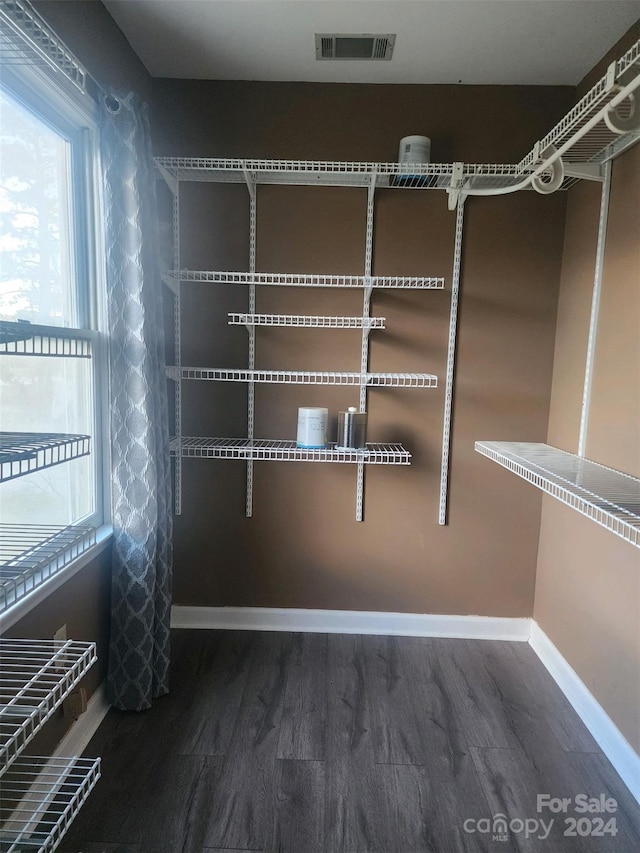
[103,0,640,86]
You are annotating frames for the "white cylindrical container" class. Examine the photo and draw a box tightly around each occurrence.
[296,407,328,448]
[398,135,431,166]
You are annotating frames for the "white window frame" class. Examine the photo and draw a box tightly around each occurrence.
[0,63,112,630]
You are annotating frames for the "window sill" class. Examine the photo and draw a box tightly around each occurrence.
[0,525,113,633]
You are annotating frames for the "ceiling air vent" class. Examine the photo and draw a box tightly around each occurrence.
[315,34,395,61]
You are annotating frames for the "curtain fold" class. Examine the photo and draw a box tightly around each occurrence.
[100,92,173,711]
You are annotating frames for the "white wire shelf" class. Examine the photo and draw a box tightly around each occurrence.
[155,156,457,188]
[228,313,386,329]
[0,639,97,773]
[475,442,640,549]
[0,433,91,483]
[0,524,96,614]
[164,270,445,290]
[171,437,411,464]
[0,755,100,853]
[0,322,92,358]
[518,40,640,172]
[0,0,87,91]
[167,367,438,388]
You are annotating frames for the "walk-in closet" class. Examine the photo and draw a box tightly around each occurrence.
[1,2,639,851]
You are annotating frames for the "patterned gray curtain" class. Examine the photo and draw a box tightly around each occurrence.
[100,92,173,711]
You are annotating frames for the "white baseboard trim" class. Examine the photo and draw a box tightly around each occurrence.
[171,605,531,641]
[529,622,640,804]
[53,681,111,759]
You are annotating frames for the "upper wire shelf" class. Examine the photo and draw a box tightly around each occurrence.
[0,524,96,614]
[0,755,100,853]
[172,437,411,465]
[0,639,96,773]
[0,433,91,483]
[163,270,445,289]
[0,0,87,91]
[228,313,386,329]
[155,41,640,200]
[475,441,640,549]
[167,367,438,388]
[0,321,92,358]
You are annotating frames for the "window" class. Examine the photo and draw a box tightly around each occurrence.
[0,67,108,615]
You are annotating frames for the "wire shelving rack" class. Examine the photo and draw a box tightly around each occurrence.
[172,437,411,465]
[167,367,438,388]
[0,433,91,483]
[0,525,96,614]
[475,442,640,549]
[0,639,96,772]
[0,756,100,853]
[0,321,92,358]
[228,313,386,329]
[164,270,445,289]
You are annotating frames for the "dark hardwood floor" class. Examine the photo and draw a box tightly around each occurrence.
[60,630,640,853]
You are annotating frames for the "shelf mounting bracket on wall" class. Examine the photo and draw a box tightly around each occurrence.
[447,162,465,211]
[243,169,257,516]
[439,196,465,524]
[356,173,377,521]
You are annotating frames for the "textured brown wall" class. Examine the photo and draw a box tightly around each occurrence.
[152,80,572,615]
[535,142,640,753]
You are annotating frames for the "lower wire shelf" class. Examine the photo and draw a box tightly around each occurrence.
[0,639,97,772]
[0,524,96,615]
[0,755,100,853]
[475,441,640,548]
[171,437,412,464]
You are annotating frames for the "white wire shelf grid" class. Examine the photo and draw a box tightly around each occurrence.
[155,157,545,192]
[0,433,91,483]
[518,39,640,173]
[475,442,640,549]
[164,270,445,290]
[228,313,386,329]
[172,437,411,465]
[156,39,640,198]
[0,0,86,91]
[167,367,438,388]
[0,322,92,358]
[0,524,96,614]
[0,639,96,773]
[0,755,100,853]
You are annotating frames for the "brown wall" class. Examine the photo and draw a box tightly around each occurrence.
[3,1,152,750]
[534,141,640,753]
[152,80,572,616]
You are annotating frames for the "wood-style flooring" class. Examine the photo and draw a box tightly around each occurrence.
[60,630,640,853]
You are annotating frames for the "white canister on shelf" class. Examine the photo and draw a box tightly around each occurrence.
[398,134,431,166]
[296,407,328,448]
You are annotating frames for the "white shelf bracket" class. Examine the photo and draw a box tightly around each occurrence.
[156,163,178,196]
[243,168,257,200]
[578,159,612,457]
[563,163,604,182]
[446,162,465,211]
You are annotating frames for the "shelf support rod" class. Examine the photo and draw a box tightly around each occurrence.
[356,174,377,521]
[244,171,257,516]
[438,196,466,525]
[172,183,182,515]
[578,159,612,457]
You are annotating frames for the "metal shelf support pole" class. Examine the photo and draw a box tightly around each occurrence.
[244,172,257,516]
[438,198,466,525]
[578,160,612,458]
[173,185,182,515]
[356,174,377,521]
